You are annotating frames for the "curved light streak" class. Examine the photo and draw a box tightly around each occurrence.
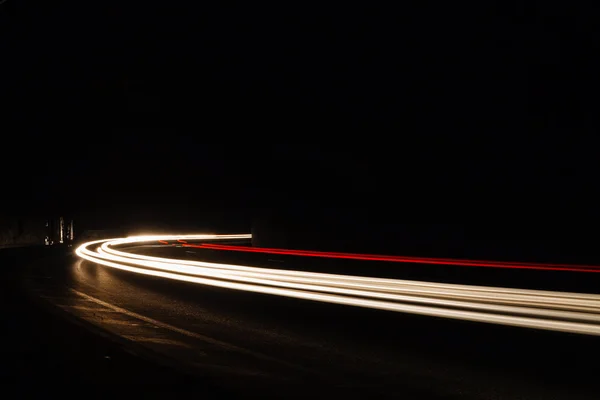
[76,234,600,336]
[189,243,600,273]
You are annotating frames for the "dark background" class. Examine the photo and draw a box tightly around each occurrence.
[2,2,600,257]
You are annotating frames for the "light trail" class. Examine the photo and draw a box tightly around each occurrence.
[185,243,600,273]
[76,234,600,336]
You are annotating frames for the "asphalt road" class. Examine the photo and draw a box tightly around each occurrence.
[25,242,600,399]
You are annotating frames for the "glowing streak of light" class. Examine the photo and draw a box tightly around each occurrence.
[189,243,600,273]
[75,234,600,336]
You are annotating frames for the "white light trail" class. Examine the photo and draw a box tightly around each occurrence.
[76,234,600,336]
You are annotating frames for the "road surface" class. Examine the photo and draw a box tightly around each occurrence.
[25,235,600,399]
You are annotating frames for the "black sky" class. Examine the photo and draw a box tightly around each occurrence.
[3,3,600,232]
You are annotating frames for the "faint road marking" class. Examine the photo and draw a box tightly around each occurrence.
[102,319,141,326]
[59,305,120,313]
[122,335,195,348]
[69,288,308,371]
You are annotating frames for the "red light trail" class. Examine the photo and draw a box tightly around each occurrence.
[174,243,600,273]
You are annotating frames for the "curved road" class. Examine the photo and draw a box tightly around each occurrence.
[25,235,600,399]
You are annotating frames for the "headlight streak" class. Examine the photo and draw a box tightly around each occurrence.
[76,235,600,336]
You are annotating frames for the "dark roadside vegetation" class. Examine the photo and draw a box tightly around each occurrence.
[0,246,225,397]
